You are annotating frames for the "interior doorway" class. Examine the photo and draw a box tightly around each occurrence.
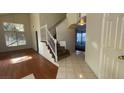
[75,16,86,52]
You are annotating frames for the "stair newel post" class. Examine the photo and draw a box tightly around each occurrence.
[54,39,58,62]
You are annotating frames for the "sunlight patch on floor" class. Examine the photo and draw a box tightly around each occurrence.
[10,56,32,64]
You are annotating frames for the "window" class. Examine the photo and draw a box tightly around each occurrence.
[14,23,24,32]
[3,22,26,47]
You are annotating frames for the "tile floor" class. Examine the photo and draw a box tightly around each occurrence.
[56,51,97,79]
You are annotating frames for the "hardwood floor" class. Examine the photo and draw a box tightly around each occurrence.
[0,48,58,79]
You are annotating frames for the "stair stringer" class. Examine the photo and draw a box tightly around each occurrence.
[39,42,59,67]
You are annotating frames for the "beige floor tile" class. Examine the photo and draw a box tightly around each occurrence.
[56,51,97,79]
[82,73,97,79]
[56,72,66,79]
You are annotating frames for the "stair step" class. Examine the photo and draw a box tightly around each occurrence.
[41,41,70,61]
[58,49,70,60]
[58,48,66,52]
[58,52,70,61]
[58,51,67,55]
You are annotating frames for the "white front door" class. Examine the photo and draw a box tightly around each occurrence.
[100,13,124,79]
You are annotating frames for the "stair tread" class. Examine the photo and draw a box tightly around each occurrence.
[43,41,70,61]
[58,53,70,60]
[58,50,70,57]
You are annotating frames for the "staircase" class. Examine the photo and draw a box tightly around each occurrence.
[38,41,57,66]
[42,41,70,61]
[57,43,70,61]
[50,19,70,60]
[39,24,70,64]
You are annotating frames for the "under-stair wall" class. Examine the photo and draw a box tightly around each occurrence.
[38,41,59,66]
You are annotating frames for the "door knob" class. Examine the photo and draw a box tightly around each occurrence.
[118,55,124,60]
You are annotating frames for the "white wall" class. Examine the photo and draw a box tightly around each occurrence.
[67,13,80,26]
[81,13,86,17]
[40,13,66,34]
[85,13,103,77]
[40,13,66,28]
[56,19,75,53]
[0,14,32,52]
[30,13,40,51]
